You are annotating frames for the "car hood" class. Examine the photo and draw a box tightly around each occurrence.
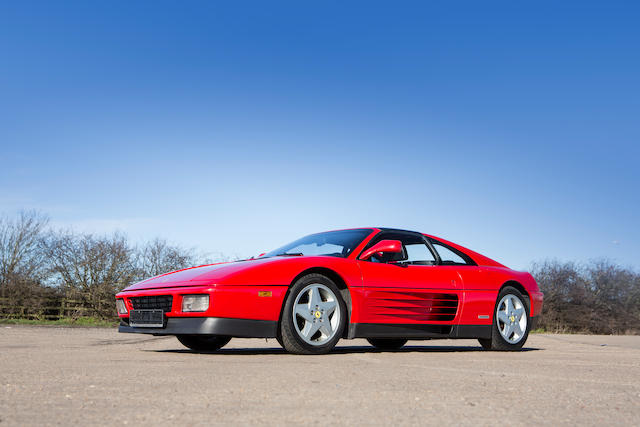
[122,257,286,291]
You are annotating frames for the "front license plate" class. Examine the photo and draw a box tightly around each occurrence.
[129,309,164,328]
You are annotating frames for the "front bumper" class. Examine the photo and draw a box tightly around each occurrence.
[119,317,278,337]
[116,284,288,322]
[530,291,544,317]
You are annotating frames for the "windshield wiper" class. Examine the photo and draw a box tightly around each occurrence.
[275,252,304,257]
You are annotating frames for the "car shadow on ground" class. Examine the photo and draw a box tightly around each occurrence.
[150,345,541,355]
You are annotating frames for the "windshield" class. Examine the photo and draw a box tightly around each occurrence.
[264,229,374,258]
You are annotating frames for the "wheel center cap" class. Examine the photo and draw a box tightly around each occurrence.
[314,311,322,319]
[510,315,516,322]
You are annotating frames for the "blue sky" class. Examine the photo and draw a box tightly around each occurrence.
[1,1,639,270]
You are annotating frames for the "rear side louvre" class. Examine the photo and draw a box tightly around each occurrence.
[366,291,459,321]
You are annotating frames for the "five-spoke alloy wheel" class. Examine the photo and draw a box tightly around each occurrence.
[479,286,531,351]
[292,283,341,346]
[496,294,527,344]
[280,274,346,354]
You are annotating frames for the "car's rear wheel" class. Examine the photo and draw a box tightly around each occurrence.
[367,338,408,350]
[280,273,346,355]
[176,335,231,352]
[479,286,530,351]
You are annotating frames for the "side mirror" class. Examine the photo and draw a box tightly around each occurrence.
[359,240,403,261]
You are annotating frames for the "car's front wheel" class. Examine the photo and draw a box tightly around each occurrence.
[479,286,530,351]
[176,335,231,352]
[280,274,346,355]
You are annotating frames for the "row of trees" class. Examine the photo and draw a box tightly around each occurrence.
[1,210,639,333]
[531,260,640,334]
[0,211,211,318]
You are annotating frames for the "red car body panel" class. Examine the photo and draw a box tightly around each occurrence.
[116,228,543,339]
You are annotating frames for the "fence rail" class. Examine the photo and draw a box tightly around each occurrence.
[0,297,115,320]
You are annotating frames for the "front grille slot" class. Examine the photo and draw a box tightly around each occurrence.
[129,295,173,313]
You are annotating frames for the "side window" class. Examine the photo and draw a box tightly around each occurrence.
[431,241,471,265]
[404,243,437,265]
[365,232,436,265]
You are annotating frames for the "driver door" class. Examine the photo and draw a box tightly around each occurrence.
[356,232,461,325]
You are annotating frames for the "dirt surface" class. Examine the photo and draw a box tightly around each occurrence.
[1,327,639,426]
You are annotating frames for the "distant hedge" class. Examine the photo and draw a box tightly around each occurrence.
[531,260,640,334]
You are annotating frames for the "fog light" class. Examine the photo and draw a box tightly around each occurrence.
[116,299,128,315]
[182,295,209,312]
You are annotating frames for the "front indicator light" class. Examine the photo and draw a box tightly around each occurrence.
[116,299,128,315]
[182,295,209,312]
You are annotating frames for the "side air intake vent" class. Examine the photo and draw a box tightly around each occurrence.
[366,291,459,322]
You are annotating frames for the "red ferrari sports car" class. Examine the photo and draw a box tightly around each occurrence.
[116,228,543,354]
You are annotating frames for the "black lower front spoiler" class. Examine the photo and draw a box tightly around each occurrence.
[119,317,278,338]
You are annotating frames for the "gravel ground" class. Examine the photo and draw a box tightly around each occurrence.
[1,326,639,426]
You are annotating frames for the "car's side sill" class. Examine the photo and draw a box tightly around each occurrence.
[347,323,492,340]
[119,317,278,338]
[119,318,493,340]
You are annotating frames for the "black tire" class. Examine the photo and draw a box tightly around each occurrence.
[479,286,531,351]
[176,335,231,352]
[478,337,492,350]
[275,335,284,348]
[280,273,347,355]
[367,338,408,350]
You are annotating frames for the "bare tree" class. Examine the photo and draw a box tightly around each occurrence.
[586,260,640,333]
[0,210,49,286]
[0,211,58,319]
[0,209,234,321]
[532,260,640,334]
[135,238,197,280]
[41,231,136,318]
